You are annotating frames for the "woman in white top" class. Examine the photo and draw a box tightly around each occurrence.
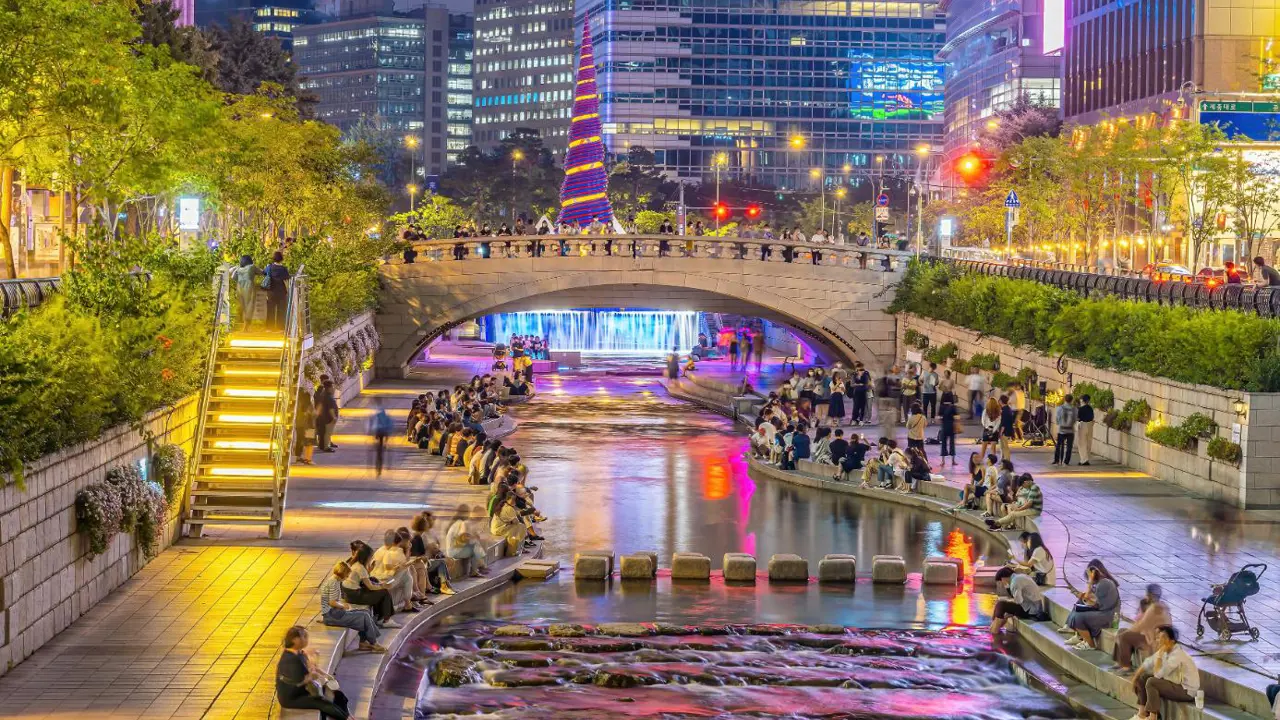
[1133,625,1199,719]
[370,529,418,612]
[979,397,1002,461]
[444,504,489,578]
[1012,531,1056,586]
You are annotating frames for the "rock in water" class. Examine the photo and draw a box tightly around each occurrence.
[596,622,652,637]
[493,624,536,637]
[548,623,588,637]
[429,654,481,687]
[807,624,847,635]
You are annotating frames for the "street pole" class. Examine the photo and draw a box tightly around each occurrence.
[715,162,721,232]
[916,184,924,254]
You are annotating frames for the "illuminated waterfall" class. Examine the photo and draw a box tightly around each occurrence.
[484,310,701,353]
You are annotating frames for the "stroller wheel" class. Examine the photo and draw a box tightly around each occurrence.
[1196,625,1205,638]
[1250,628,1261,641]
[1219,628,1233,642]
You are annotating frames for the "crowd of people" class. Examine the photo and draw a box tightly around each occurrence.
[692,325,766,371]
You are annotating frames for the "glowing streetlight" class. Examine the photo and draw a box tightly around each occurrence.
[915,143,931,157]
[712,151,730,213]
[833,186,848,238]
[405,134,420,186]
[986,119,1000,131]
[842,163,852,173]
[407,183,419,212]
[789,134,807,150]
[809,168,821,179]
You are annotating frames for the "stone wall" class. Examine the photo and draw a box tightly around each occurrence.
[0,397,200,675]
[897,314,1280,507]
[305,311,376,406]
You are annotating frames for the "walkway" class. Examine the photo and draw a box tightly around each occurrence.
[0,354,505,720]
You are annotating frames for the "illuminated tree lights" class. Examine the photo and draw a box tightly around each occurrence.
[558,22,615,227]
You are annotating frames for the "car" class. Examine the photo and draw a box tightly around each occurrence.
[1197,266,1251,287]
[1140,263,1194,282]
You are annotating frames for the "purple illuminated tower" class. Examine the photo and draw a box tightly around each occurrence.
[557,22,614,227]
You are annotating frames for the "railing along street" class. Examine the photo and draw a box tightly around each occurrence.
[0,276,61,317]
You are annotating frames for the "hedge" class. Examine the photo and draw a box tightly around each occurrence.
[892,260,1280,391]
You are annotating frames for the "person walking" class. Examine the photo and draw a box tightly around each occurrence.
[998,394,1017,461]
[1052,394,1077,466]
[1076,394,1095,466]
[921,362,939,419]
[967,368,986,419]
[938,391,959,467]
[898,366,919,424]
[294,388,316,464]
[231,255,258,331]
[314,376,339,452]
[752,330,765,371]
[369,400,394,478]
[263,251,291,331]
[729,333,740,371]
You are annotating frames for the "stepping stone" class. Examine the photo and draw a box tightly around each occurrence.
[922,559,960,585]
[927,556,965,584]
[629,551,658,576]
[670,552,711,580]
[871,555,907,584]
[577,549,615,575]
[516,560,560,580]
[768,553,810,582]
[620,554,654,579]
[722,553,757,582]
[818,554,857,584]
[574,554,610,580]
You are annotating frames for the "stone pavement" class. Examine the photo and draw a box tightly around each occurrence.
[0,354,504,720]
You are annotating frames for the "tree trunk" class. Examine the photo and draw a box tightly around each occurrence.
[0,165,16,279]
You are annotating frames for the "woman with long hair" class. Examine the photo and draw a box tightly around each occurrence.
[1011,531,1055,586]
[1064,559,1121,649]
[979,397,1002,459]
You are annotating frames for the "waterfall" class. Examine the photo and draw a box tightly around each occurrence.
[484,310,701,352]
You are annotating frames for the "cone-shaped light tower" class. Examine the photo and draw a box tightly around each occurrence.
[557,22,614,227]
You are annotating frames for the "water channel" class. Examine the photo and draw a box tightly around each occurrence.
[383,361,1078,719]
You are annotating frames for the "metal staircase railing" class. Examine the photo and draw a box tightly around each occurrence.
[183,268,232,528]
[265,266,307,540]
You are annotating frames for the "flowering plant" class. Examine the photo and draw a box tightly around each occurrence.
[151,444,187,504]
[76,481,124,558]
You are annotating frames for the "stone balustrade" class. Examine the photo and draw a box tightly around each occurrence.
[394,234,915,272]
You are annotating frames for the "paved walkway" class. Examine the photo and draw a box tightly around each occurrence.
[0,354,505,720]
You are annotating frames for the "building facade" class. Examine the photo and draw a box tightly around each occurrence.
[447,13,475,164]
[939,0,1061,164]
[293,8,453,175]
[472,0,577,154]
[572,0,948,189]
[194,0,318,48]
[1063,0,1272,123]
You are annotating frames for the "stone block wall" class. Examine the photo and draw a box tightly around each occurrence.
[305,311,376,406]
[897,314,1278,507]
[0,397,199,675]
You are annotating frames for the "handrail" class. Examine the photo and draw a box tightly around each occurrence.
[267,265,306,538]
[0,276,62,318]
[183,267,232,524]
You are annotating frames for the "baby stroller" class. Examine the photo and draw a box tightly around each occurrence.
[1197,563,1265,641]
[1021,404,1054,447]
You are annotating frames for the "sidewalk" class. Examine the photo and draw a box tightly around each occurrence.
[0,361,506,719]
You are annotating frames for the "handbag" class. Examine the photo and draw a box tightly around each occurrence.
[260,272,272,290]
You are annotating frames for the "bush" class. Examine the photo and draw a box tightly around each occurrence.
[1207,436,1243,465]
[1181,412,1218,439]
[76,481,124,558]
[950,358,971,374]
[1146,424,1196,451]
[633,210,674,234]
[151,444,187,505]
[991,371,1017,389]
[892,259,1280,391]
[77,463,169,560]
[1016,366,1038,388]
[903,328,929,350]
[1072,382,1115,411]
[969,353,1000,371]
[1104,398,1151,431]
[923,342,958,365]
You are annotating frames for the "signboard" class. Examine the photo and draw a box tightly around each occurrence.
[876,193,889,207]
[874,206,890,222]
[426,175,440,193]
[1004,190,1021,208]
[178,197,200,231]
[939,217,955,238]
[1199,100,1280,142]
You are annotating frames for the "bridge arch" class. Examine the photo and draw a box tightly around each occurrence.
[374,237,906,376]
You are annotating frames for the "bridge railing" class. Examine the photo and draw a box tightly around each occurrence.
[1,276,62,318]
[941,258,1280,317]
[390,234,916,271]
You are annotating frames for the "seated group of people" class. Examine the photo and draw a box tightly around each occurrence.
[508,334,549,360]
[406,377,505,455]
[945,452,1045,530]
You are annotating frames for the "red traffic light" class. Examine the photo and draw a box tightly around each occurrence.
[745,204,762,220]
[713,202,730,220]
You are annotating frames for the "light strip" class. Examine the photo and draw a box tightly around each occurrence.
[568,136,601,148]
[221,368,280,377]
[565,161,604,176]
[216,414,280,424]
[572,113,599,123]
[222,388,279,398]
[562,192,607,208]
[229,338,285,349]
[577,78,592,85]
[213,441,274,450]
[209,467,273,477]
[575,93,598,102]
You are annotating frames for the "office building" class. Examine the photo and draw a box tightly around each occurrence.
[939,0,1061,166]
[472,0,576,154]
[447,13,475,163]
[1064,0,1271,123]
[175,0,195,26]
[573,0,947,189]
[293,7,453,175]
[195,0,318,49]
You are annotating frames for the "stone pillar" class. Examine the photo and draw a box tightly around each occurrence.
[767,244,787,262]
[793,247,813,264]
[589,238,607,256]
[490,241,508,259]
[563,238,582,257]
[691,241,709,258]
[743,243,762,261]
[465,242,483,259]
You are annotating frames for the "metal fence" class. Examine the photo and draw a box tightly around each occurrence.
[942,259,1280,317]
[0,276,62,318]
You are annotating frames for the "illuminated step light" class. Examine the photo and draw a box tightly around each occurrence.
[209,467,274,477]
[221,368,281,377]
[212,440,273,450]
[216,413,280,424]
[222,388,279,398]
[228,338,285,349]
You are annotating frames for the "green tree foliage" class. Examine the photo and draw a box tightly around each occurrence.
[893,259,1280,390]
[391,195,471,240]
[441,130,563,224]
[608,146,678,219]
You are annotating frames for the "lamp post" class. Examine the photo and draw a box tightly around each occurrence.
[510,149,525,222]
[407,183,419,212]
[872,154,885,241]
[791,133,827,231]
[713,152,729,231]
[405,134,419,186]
[834,187,847,238]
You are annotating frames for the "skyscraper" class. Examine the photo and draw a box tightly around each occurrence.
[574,0,947,189]
[472,0,576,154]
[446,13,475,164]
[939,0,1061,167]
[293,6,453,175]
[194,0,318,49]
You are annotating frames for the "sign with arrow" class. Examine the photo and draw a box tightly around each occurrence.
[1004,190,1020,208]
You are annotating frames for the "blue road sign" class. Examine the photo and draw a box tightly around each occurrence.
[876,193,889,207]
[1004,190,1020,208]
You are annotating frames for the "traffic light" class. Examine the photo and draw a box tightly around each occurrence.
[713,202,730,221]
[954,151,989,185]
[745,204,762,220]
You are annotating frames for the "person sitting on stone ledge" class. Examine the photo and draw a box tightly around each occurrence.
[900,446,931,493]
[371,529,427,613]
[988,474,1043,530]
[490,485,531,555]
[949,453,991,513]
[873,439,907,489]
[319,562,386,653]
[833,432,869,481]
[1010,531,1056,586]
[1063,559,1121,650]
[1114,584,1172,674]
[341,543,399,628]
[445,504,490,578]
[811,426,833,464]
[409,513,456,595]
[276,626,352,719]
[1131,626,1199,720]
[984,458,1017,518]
[990,566,1048,636]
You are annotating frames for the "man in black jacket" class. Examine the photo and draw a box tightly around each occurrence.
[828,429,850,466]
[1076,394,1095,466]
[313,376,340,452]
[999,395,1016,460]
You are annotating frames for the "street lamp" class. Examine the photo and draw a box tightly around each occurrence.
[713,152,729,230]
[407,183,419,212]
[509,149,526,222]
[834,187,847,238]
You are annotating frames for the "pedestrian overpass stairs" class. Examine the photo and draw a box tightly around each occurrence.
[184,269,307,539]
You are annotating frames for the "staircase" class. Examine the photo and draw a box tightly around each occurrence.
[185,267,308,539]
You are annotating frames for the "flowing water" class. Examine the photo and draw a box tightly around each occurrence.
[385,367,1077,718]
[483,310,702,352]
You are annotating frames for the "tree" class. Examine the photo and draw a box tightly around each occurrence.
[1155,122,1232,271]
[844,202,874,239]
[608,146,676,218]
[390,195,469,239]
[981,95,1063,154]
[1223,149,1280,262]
[633,209,673,233]
[136,0,219,84]
[204,18,304,100]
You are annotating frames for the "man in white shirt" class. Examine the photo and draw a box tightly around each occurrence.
[967,370,986,419]
[1133,625,1200,719]
[990,567,1046,635]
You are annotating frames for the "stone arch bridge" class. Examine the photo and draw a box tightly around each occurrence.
[374,235,911,376]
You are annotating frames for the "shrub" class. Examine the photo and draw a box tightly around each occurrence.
[969,353,1000,371]
[1207,436,1243,465]
[106,465,148,532]
[76,481,124,558]
[1072,382,1115,411]
[923,342,958,365]
[991,371,1017,389]
[633,210,674,234]
[151,444,188,505]
[135,482,169,559]
[1181,412,1219,439]
[1104,398,1151,431]
[892,259,1280,391]
[903,328,929,350]
[950,358,971,374]
[1016,366,1038,388]
[1146,424,1195,451]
